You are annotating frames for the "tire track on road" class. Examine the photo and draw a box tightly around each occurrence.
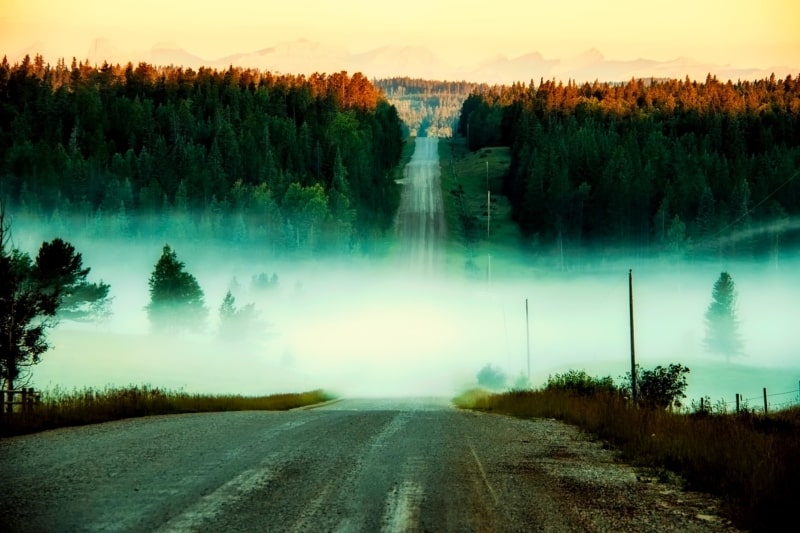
[395,137,445,274]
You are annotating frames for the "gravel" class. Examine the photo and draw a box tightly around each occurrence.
[0,398,740,532]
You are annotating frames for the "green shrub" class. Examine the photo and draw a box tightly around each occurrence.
[546,369,617,396]
[476,364,506,390]
[623,363,690,409]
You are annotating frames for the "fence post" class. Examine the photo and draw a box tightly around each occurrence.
[5,388,13,414]
[22,388,33,413]
[700,397,704,412]
[763,387,768,414]
[735,393,740,413]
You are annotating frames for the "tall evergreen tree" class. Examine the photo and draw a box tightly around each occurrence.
[704,271,743,357]
[146,244,206,331]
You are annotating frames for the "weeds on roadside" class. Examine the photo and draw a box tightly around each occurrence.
[0,386,334,437]
[454,380,800,532]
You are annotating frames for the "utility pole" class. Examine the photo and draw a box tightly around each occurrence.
[487,160,491,285]
[486,160,491,239]
[629,269,637,402]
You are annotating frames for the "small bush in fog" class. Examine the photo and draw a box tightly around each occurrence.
[252,272,279,291]
[218,290,259,339]
[546,369,616,396]
[509,373,531,391]
[476,364,506,390]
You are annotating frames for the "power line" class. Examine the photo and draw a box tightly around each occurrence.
[693,166,800,251]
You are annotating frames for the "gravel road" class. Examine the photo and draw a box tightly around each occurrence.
[0,139,738,532]
[395,137,446,272]
[0,398,738,532]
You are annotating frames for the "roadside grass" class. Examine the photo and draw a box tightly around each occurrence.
[391,135,418,183]
[454,386,800,532]
[0,386,334,437]
[438,137,525,278]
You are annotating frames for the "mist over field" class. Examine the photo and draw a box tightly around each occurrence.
[10,214,799,407]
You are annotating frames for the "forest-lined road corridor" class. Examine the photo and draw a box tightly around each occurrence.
[395,137,446,272]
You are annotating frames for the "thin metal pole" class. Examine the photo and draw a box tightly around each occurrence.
[763,387,768,414]
[487,189,491,284]
[487,190,491,239]
[629,269,637,402]
[526,298,530,381]
[486,160,490,238]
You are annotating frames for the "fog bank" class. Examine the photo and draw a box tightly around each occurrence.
[11,222,796,408]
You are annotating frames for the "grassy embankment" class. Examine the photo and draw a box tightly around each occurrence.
[0,387,334,438]
[438,137,524,278]
[391,135,419,183]
[454,386,800,532]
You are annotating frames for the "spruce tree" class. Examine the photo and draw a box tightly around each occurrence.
[704,272,742,357]
[146,245,207,331]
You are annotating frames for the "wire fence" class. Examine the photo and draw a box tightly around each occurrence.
[695,383,800,414]
[742,385,800,413]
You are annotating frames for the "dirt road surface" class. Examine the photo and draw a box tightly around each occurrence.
[395,137,446,273]
[0,140,737,532]
[0,398,737,532]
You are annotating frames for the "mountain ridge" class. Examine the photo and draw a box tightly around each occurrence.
[8,38,797,84]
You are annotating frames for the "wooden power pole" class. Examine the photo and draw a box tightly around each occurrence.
[629,269,637,402]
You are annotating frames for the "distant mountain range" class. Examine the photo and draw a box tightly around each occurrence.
[12,38,799,84]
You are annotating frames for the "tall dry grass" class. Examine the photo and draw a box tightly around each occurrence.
[0,386,334,437]
[455,388,800,532]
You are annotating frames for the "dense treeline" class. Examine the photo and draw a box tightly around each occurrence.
[458,74,800,260]
[375,77,482,137]
[0,54,404,254]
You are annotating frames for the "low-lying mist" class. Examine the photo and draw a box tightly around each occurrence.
[13,220,800,408]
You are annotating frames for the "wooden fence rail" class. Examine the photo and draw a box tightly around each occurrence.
[1,388,41,414]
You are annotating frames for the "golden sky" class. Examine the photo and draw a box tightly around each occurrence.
[2,0,799,69]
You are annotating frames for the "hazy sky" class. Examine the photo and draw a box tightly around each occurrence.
[2,0,799,69]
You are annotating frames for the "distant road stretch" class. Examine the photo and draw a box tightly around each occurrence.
[0,398,736,532]
[395,137,446,272]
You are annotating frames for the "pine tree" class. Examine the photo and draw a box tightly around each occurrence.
[146,245,207,331]
[1,206,110,394]
[704,272,743,357]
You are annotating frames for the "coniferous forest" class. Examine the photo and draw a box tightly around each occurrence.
[375,77,481,137]
[458,75,800,260]
[0,55,404,255]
